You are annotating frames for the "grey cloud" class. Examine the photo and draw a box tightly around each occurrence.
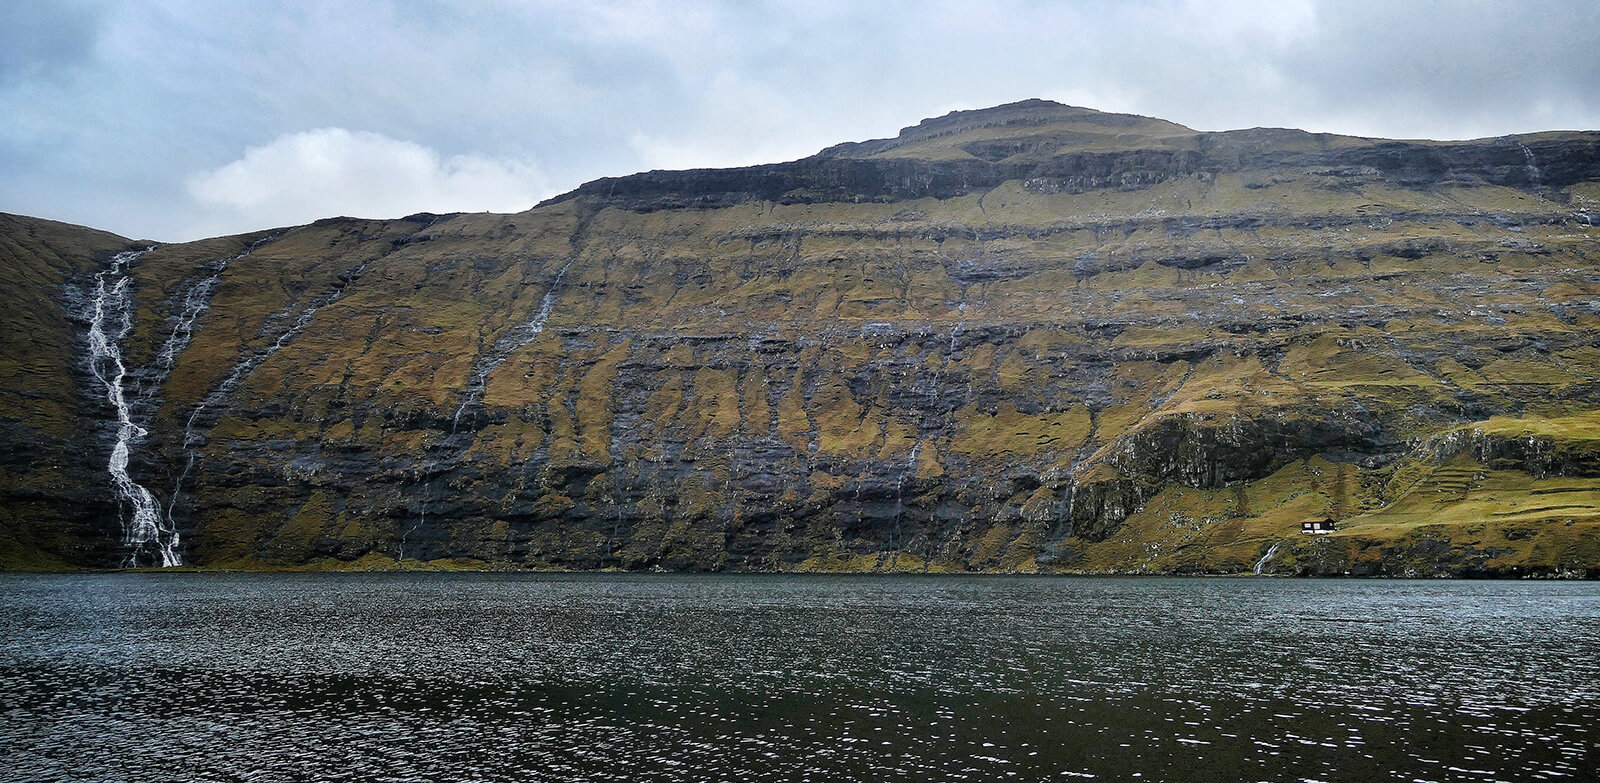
[0,0,102,83]
[1278,0,1600,137]
[2,0,1599,241]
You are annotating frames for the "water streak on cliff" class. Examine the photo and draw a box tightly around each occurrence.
[85,248,180,566]
[168,258,371,524]
[406,259,574,560]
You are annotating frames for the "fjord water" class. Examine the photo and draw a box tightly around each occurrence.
[1,575,1595,782]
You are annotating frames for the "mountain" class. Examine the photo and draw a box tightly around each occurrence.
[4,99,1600,576]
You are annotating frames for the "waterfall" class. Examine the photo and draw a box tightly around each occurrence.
[139,235,276,400]
[168,257,369,527]
[85,249,181,567]
[448,259,574,434]
[1253,539,1287,575]
[405,258,574,561]
[889,440,922,552]
[1518,143,1544,193]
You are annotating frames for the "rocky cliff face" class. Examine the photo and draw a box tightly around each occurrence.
[4,100,1600,575]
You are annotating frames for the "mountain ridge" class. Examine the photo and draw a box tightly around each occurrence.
[3,101,1600,576]
[545,99,1600,215]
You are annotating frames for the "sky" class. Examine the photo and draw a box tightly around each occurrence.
[3,0,1599,242]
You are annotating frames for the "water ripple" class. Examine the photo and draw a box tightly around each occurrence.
[1,574,1596,782]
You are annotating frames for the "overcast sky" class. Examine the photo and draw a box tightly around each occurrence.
[4,0,1598,242]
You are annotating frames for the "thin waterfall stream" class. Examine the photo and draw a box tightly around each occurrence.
[85,248,180,566]
[889,440,922,554]
[404,259,573,560]
[136,235,276,400]
[1254,538,1288,575]
[448,259,575,434]
[168,257,371,526]
[1518,142,1544,194]
[84,238,281,566]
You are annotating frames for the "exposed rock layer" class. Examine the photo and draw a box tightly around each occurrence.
[3,100,1600,575]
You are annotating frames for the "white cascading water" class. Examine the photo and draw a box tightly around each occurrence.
[889,440,922,551]
[136,236,274,403]
[1518,143,1544,194]
[449,258,575,433]
[1254,539,1286,575]
[86,249,182,567]
[169,258,370,523]
[405,259,574,560]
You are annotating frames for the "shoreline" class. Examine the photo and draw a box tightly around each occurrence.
[5,565,1596,580]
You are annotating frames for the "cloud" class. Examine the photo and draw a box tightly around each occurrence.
[627,70,822,171]
[4,1,1600,241]
[0,0,100,83]
[1275,0,1600,138]
[186,128,551,233]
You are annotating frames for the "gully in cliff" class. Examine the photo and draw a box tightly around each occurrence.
[83,248,181,567]
[405,257,575,561]
[80,237,279,568]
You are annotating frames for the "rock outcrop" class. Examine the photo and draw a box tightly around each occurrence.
[3,100,1599,574]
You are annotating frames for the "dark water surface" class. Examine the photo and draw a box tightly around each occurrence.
[1,574,1596,782]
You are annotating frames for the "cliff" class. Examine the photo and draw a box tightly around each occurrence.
[4,100,1599,575]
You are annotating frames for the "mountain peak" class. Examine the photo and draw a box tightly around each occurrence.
[899,98,1141,136]
[6,94,1600,578]
[818,99,1197,161]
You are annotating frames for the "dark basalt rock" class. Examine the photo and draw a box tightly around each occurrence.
[546,104,1600,213]
[4,102,1600,574]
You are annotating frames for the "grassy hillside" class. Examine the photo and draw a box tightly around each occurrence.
[3,100,1598,575]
